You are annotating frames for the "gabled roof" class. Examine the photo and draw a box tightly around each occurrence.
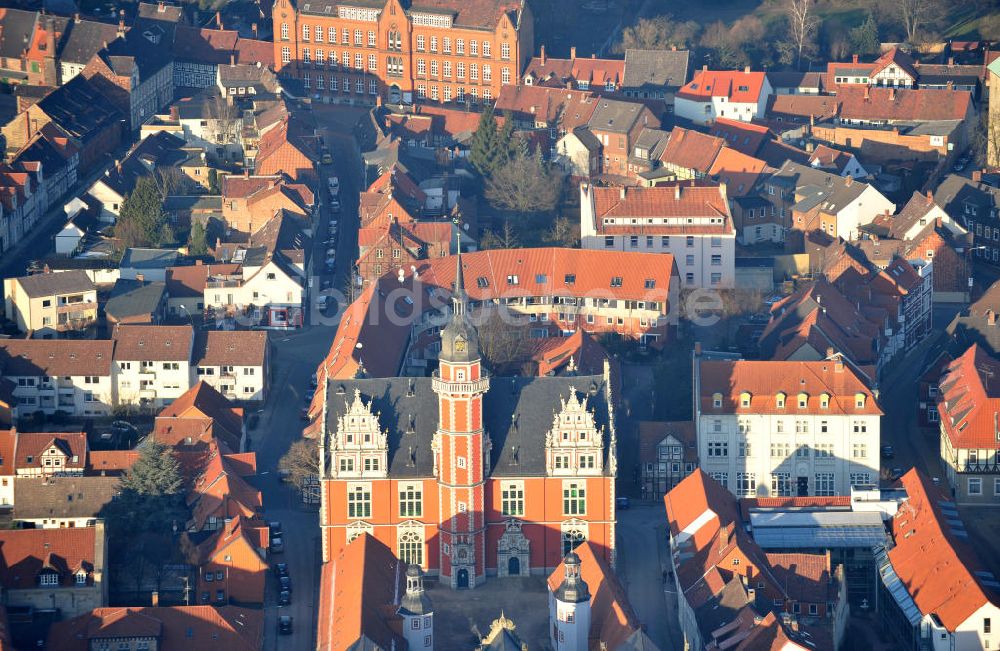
[708,147,769,197]
[623,48,690,89]
[14,476,120,520]
[165,263,240,298]
[658,126,725,174]
[158,381,244,447]
[587,98,653,134]
[59,17,120,66]
[192,331,267,368]
[590,182,732,226]
[113,324,193,362]
[0,526,96,589]
[937,344,1000,449]
[709,118,772,157]
[186,447,260,530]
[765,94,839,123]
[808,144,854,175]
[14,431,87,470]
[48,605,263,651]
[105,279,165,323]
[317,534,406,651]
[494,85,598,130]
[836,86,973,122]
[677,69,768,103]
[888,470,1000,630]
[10,269,94,298]
[871,47,919,80]
[0,340,113,378]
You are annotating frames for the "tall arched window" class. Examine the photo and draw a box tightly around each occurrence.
[560,519,588,556]
[399,528,424,566]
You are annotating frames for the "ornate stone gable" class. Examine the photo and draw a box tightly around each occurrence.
[330,388,389,478]
[545,386,604,476]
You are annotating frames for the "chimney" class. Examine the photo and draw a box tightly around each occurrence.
[845,175,853,187]
[702,64,708,73]
[744,65,751,74]
[151,591,159,607]
[244,169,249,178]
[230,53,235,67]
[675,184,681,200]
[834,356,844,372]
[974,170,983,183]
[926,190,933,205]
[852,54,858,64]
[619,186,626,199]
[216,11,223,30]
[376,95,383,107]
[889,87,895,101]
[825,347,835,358]
[948,56,955,66]
[947,80,954,91]
[989,310,997,326]
[117,16,125,37]
[571,46,577,60]
[591,53,596,59]
[74,12,80,23]
[694,342,702,356]
[136,273,145,283]
[864,86,869,101]
[196,259,203,266]
[252,22,258,38]
[671,45,677,51]
[540,44,546,65]
[935,216,943,228]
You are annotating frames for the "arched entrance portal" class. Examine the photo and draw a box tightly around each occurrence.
[508,556,520,576]
[457,568,469,589]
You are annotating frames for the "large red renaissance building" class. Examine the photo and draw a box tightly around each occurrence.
[272,0,534,106]
[315,253,618,588]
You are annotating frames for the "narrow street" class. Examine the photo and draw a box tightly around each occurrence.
[253,107,364,649]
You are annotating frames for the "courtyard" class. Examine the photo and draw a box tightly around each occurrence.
[425,575,550,648]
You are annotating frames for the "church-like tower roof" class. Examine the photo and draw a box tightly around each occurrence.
[438,247,480,364]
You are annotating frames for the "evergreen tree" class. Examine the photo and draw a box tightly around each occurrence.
[469,105,502,177]
[121,440,184,497]
[116,176,169,248]
[207,168,220,194]
[187,221,209,256]
[850,13,880,56]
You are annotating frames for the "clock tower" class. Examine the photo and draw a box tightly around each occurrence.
[433,249,489,589]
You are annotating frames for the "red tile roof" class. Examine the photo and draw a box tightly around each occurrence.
[316,534,405,651]
[664,469,739,547]
[698,358,881,415]
[589,182,733,230]
[677,69,768,103]
[193,331,268,368]
[709,118,772,157]
[14,431,87,471]
[546,542,649,649]
[708,147,769,197]
[658,127,725,174]
[86,450,139,475]
[112,325,193,362]
[889,469,1000,630]
[186,446,261,530]
[494,85,598,130]
[48,606,263,651]
[0,340,113,378]
[836,86,973,122]
[0,430,14,477]
[871,47,919,80]
[0,526,96,588]
[166,264,241,298]
[937,344,1000,449]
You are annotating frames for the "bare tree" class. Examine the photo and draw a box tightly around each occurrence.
[545,216,580,247]
[782,0,820,69]
[474,307,536,374]
[896,0,945,43]
[479,219,520,250]
[206,92,242,146]
[278,439,320,492]
[485,151,564,216]
[619,15,700,52]
[152,167,189,198]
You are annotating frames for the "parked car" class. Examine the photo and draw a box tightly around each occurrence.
[273,562,289,578]
[330,198,341,213]
[615,496,630,510]
[328,176,340,195]
[278,615,293,635]
[279,575,292,592]
[881,445,895,459]
[278,590,291,606]
[320,148,333,165]
[270,536,284,553]
[269,521,283,536]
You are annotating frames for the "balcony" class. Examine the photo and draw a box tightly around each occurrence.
[56,302,95,315]
[431,375,490,395]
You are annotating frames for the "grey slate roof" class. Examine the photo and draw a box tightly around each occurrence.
[105,279,165,321]
[14,476,121,521]
[587,98,648,134]
[935,173,1000,223]
[98,131,187,198]
[0,9,38,60]
[36,75,125,144]
[13,269,94,298]
[324,375,612,478]
[120,248,179,271]
[623,48,689,91]
[59,18,120,65]
[774,161,869,214]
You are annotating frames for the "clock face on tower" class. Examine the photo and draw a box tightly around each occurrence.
[455,337,466,353]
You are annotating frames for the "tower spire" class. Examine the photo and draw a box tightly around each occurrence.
[453,221,466,316]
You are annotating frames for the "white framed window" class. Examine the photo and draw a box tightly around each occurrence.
[850,473,872,487]
[708,441,728,457]
[399,484,422,517]
[736,472,756,497]
[501,41,510,59]
[501,481,524,516]
[771,473,791,497]
[501,67,510,84]
[852,443,867,459]
[969,477,983,495]
[368,54,377,71]
[563,482,586,515]
[302,24,310,41]
[347,483,372,518]
[281,47,291,64]
[280,23,289,40]
[368,30,376,47]
[814,473,835,496]
[398,527,424,566]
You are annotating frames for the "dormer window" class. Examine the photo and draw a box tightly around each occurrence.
[39,572,58,586]
[797,393,808,408]
[712,392,723,408]
[855,393,866,409]
[739,392,752,408]
[75,570,87,585]
[776,393,786,409]
[820,393,830,409]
